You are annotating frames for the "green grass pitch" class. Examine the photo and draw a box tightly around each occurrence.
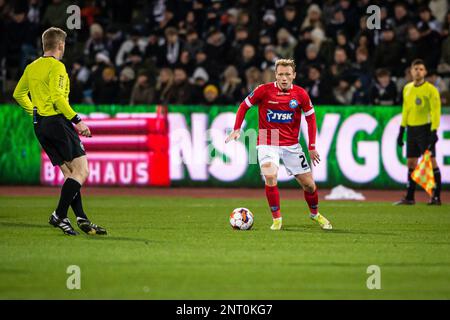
[0,194,449,299]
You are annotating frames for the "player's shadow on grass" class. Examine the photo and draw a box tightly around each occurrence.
[0,221,49,229]
[80,236,155,245]
[282,224,396,236]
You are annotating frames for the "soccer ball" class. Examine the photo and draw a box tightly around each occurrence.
[230,208,254,230]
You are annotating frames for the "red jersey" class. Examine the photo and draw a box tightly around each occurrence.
[234,82,316,148]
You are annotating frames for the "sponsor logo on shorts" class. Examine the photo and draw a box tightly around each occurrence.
[266,109,294,123]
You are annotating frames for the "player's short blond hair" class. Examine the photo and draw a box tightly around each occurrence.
[275,59,296,73]
[42,27,67,51]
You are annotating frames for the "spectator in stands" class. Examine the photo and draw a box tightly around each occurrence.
[243,66,262,96]
[373,24,404,76]
[204,28,228,78]
[405,25,425,66]
[157,27,184,68]
[177,50,194,76]
[392,2,411,43]
[275,28,297,59]
[41,0,70,29]
[223,8,239,42]
[154,68,174,105]
[118,67,135,105]
[69,60,89,104]
[418,22,442,69]
[4,7,34,73]
[294,27,314,62]
[438,11,450,76]
[262,68,276,84]
[260,9,277,43]
[351,76,370,105]
[369,69,398,105]
[325,7,347,41]
[333,76,356,105]
[427,69,446,93]
[105,26,125,65]
[418,6,442,33]
[330,47,352,80]
[336,30,355,61]
[260,45,278,71]
[93,67,119,104]
[190,67,209,103]
[278,5,300,36]
[184,28,204,58]
[115,27,147,67]
[396,66,412,104]
[202,84,223,106]
[351,46,372,88]
[237,44,260,79]
[297,43,325,80]
[130,73,154,105]
[303,65,334,105]
[220,65,243,105]
[168,68,192,104]
[84,23,107,66]
[301,4,324,32]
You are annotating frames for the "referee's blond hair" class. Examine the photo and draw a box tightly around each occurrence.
[42,27,67,51]
[275,59,296,72]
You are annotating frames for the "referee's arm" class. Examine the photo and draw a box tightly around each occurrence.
[13,67,34,115]
[400,87,409,128]
[397,87,408,146]
[430,87,441,131]
[49,62,77,121]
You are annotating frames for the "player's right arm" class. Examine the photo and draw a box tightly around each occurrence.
[397,86,409,147]
[225,85,265,143]
[13,67,34,115]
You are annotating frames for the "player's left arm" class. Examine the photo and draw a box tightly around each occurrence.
[300,90,320,166]
[430,86,441,146]
[13,67,34,115]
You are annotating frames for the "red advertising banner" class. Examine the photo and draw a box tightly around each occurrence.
[40,109,170,187]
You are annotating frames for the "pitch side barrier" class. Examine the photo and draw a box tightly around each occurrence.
[0,104,448,189]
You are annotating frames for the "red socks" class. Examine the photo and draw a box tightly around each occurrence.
[265,185,319,218]
[304,189,319,215]
[265,185,281,219]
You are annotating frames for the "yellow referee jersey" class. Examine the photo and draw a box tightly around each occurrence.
[401,81,441,130]
[13,56,76,120]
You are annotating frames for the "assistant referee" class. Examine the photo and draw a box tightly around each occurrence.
[13,27,106,235]
[395,59,442,206]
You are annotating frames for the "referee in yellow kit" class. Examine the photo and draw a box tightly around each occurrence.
[395,59,442,206]
[13,27,107,235]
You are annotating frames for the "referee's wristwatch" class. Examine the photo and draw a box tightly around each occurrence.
[71,114,82,124]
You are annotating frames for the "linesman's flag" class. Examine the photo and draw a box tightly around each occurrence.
[411,150,436,196]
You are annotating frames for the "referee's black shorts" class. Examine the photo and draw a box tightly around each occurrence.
[406,123,436,158]
[34,113,86,166]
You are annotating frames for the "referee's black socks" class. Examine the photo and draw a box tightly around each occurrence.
[71,191,88,220]
[406,168,416,200]
[433,168,442,199]
[55,178,81,219]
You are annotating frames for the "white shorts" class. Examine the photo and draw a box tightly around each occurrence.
[257,144,311,176]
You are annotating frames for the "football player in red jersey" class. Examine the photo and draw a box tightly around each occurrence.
[226,59,332,230]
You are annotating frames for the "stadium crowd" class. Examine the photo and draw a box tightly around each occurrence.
[1,0,449,106]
